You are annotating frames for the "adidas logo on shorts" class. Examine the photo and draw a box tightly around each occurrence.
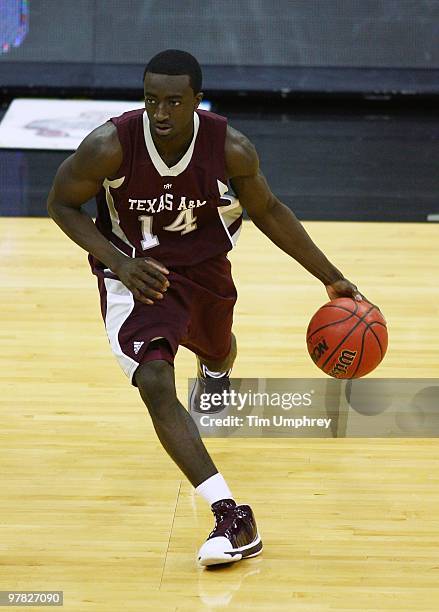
[133,341,144,355]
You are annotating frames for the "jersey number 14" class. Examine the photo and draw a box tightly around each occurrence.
[139,210,197,250]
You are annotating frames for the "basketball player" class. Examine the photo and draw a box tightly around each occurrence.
[47,50,363,567]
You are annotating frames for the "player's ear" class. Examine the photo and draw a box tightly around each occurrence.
[194,92,204,108]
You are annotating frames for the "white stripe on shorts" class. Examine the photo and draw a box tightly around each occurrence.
[104,277,139,382]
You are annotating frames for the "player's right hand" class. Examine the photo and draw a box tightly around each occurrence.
[113,256,170,305]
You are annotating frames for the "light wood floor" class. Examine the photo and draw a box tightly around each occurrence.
[1,218,438,611]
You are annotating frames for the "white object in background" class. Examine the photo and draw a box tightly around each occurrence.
[0,98,211,151]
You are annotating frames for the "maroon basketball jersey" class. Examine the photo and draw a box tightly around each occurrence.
[93,108,242,268]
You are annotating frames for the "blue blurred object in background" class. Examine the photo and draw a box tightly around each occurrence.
[0,0,29,55]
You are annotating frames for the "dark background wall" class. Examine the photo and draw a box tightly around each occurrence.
[1,1,438,221]
[2,0,439,68]
[1,1,439,94]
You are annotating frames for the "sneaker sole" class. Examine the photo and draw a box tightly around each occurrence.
[198,534,263,567]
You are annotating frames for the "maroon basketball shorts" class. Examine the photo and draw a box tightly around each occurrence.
[92,253,237,385]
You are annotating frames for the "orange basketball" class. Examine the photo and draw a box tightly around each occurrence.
[306,298,388,379]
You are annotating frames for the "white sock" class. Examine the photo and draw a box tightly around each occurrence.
[195,473,234,505]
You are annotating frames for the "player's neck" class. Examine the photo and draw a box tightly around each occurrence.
[151,121,194,167]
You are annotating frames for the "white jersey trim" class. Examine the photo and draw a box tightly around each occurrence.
[217,194,243,248]
[103,176,136,255]
[142,111,200,177]
[217,179,228,197]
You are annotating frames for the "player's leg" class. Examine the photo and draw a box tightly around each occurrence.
[96,263,261,566]
[192,331,263,566]
[182,255,263,565]
[186,256,238,414]
[95,269,233,495]
[197,331,237,376]
[134,355,221,487]
[135,346,262,567]
[189,332,236,416]
[134,350,260,567]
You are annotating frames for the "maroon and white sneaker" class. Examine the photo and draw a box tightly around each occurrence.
[198,498,263,566]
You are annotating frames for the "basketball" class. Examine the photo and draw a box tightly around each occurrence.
[306,298,388,378]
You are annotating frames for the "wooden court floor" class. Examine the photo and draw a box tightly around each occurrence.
[1,218,438,611]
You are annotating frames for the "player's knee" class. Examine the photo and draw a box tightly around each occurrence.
[202,333,237,372]
[220,332,237,369]
[135,360,176,417]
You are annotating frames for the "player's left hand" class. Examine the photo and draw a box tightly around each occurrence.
[325,278,363,301]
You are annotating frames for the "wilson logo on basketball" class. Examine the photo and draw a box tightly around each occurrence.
[311,339,329,363]
[307,298,388,378]
[328,349,357,378]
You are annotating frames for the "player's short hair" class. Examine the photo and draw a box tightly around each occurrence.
[143,50,202,94]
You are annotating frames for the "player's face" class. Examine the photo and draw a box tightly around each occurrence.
[144,73,203,140]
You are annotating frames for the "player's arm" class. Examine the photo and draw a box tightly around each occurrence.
[225,125,362,300]
[47,122,169,305]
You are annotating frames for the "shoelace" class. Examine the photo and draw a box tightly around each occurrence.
[234,506,248,519]
[212,502,235,530]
